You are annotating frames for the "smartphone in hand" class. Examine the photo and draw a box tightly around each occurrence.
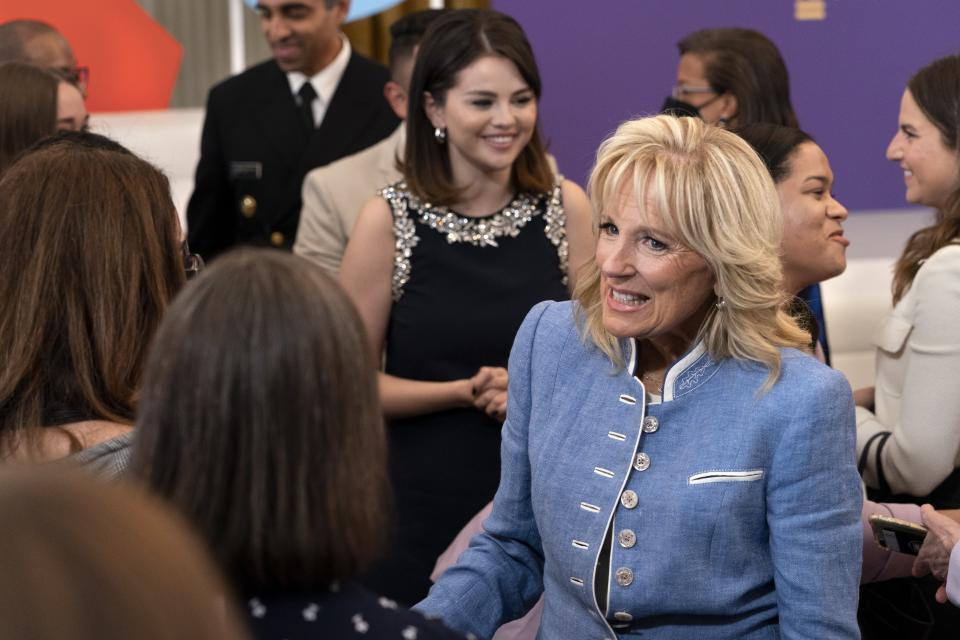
[869,514,928,555]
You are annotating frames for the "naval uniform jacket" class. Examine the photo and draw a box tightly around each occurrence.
[186,54,398,260]
[417,301,862,640]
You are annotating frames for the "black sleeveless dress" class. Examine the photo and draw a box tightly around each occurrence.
[363,180,570,605]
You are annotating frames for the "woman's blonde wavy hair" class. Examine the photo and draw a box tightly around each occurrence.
[573,115,810,390]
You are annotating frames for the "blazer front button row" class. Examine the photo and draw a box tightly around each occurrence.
[642,416,659,433]
[618,529,636,548]
[240,195,256,218]
[620,490,638,509]
[270,232,285,247]
[633,452,650,471]
[615,567,634,587]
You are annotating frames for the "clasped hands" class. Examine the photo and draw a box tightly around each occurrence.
[469,366,508,423]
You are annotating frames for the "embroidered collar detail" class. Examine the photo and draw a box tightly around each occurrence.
[380,180,568,301]
[627,339,720,402]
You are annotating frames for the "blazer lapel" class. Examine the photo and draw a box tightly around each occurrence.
[306,52,382,169]
[255,64,308,172]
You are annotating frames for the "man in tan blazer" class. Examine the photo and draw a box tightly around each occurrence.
[294,10,442,274]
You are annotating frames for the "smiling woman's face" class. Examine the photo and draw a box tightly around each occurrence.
[886,89,960,209]
[425,55,537,183]
[595,185,715,342]
[778,141,849,294]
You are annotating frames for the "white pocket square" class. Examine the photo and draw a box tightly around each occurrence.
[688,470,764,485]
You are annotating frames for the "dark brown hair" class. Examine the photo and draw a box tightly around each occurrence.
[0,468,248,640]
[892,54,960,302]
[0,132,185,455]
[387,9,446,79]
[733,122,814,184]
[678,28,799,128]
[0,62,59,175]
[404,8,553,204]
[132,250,388,593]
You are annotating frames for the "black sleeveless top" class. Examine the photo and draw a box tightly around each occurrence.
[369,180,570,605]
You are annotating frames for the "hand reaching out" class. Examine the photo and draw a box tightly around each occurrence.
[913,504,960,603]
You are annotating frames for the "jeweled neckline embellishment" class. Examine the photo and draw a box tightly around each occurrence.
[407,191,539,247]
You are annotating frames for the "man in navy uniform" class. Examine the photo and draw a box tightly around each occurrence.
[187,0,399,260]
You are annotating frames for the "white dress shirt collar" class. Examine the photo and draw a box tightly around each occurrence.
[286,34,352,127]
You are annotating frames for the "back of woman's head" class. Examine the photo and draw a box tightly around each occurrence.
[0,468,248,640]
[733,122,813,183]
[404,8,553,203]
[132,249,387,593]
[0,132,184,451]
[0,62,59,175]
[678,28,798,128]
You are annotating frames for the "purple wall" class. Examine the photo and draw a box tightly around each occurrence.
[491,1,960,211]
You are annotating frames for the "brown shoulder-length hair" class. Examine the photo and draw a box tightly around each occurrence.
[893,54,960,303]
[403,8,553,204]
[0,62,59,175]
[131,250,388,593]
[0,132,185,456]
[678,28,799,129]
[0,468,249,639]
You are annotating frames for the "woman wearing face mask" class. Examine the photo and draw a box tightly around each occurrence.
[340,9,593,606]
[855,54,960,510]
[661,28,834,369]
[662,28,798,129]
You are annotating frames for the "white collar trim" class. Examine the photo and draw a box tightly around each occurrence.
[286,33,351,106]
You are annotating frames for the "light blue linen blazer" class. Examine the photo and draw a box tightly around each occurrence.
[417,301,862,640]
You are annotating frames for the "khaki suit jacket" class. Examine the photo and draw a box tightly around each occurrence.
[295,124,404,273]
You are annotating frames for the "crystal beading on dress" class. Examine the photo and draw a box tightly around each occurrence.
[380,179,569,301]
[381,183,420,302]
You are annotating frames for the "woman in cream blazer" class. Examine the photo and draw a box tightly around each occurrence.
[856,54,960,506]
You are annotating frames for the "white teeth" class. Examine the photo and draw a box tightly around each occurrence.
[486,135,513,143]
[904,170,913,176]
[612,290,645,305]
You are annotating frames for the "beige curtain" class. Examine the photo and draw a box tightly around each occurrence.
[135,0,489,108]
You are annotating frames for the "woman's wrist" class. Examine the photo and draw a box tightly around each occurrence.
[451,378,475,408]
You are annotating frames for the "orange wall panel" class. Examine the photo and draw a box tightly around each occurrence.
[1,0,182,111]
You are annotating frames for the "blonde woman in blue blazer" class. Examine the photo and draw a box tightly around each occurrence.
[417,115,862,639]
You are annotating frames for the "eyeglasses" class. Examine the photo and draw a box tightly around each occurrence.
[55,66,90,93]
[671,84,718,100]
[182,241,205,280]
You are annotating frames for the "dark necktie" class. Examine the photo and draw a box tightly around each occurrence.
[297,82,317,132]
